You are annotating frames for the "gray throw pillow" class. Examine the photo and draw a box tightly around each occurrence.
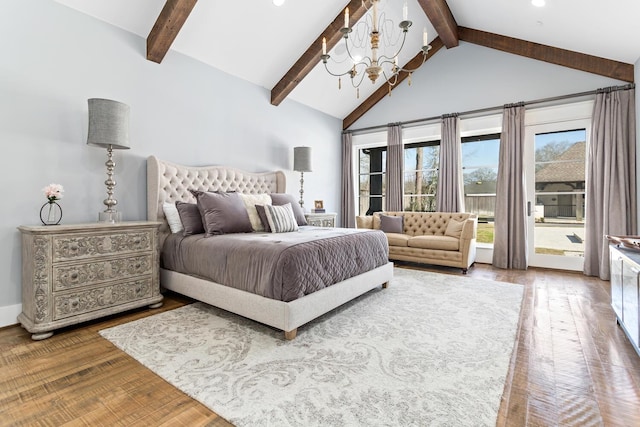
[270,193,308,226]
[175,202,204,236]
[193,191,253,236]
[255,204,271,232]
[380,214,403,234]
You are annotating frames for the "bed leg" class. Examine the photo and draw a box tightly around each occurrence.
[382,282,389,289]
[284,329,297,340]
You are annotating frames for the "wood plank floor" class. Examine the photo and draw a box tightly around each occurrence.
[1,263,639,426]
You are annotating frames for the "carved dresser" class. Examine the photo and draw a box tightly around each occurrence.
[18,221,163,340]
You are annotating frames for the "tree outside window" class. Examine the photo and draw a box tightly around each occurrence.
[403,141,440,212]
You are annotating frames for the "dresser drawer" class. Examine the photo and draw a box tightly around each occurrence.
[52,254,153,291]
[53,277,153,320]
[53,230,154,262]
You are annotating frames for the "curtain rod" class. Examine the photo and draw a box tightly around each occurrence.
[345,83,635,135]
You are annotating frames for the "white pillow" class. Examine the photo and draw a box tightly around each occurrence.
[162,202,184,234]
[264,203,299,233]
[238,193,272,232]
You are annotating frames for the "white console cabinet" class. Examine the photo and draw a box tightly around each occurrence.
[610,244,640,355]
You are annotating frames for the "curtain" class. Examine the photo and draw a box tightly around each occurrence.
[493,103,528,269]
[386,123,403,211]
[436,114,464,212]
[584,86,637,280]
[340,131,356,228]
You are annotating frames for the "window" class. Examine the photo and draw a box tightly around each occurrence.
[461,133,500,244]
[358,147,386,215]
[403,141,440,212]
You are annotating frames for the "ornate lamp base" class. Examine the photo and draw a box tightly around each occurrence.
[99,211,122,223]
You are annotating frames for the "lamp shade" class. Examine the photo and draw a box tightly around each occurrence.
[293,146,312,172]
[87,98,130,149]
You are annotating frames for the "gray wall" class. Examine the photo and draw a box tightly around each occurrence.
[350,41,626,129]
[0,0,342,322]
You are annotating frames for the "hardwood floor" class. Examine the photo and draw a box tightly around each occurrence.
[1,263,639,426]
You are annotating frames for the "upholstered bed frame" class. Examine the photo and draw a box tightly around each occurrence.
[147,156,393,339]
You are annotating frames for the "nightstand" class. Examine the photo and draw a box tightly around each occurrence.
[18,221,163,340]
[304,212,337,228]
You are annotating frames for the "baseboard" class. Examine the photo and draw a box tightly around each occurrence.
[0,303,21,328]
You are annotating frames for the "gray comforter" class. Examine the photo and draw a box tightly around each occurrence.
[162,226,389,302]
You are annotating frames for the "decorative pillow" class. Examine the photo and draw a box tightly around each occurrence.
[270,193,307,226]
[445,219,465,238]
[193,191,253,236]
[380,214,403,234]
[255,204,271,232]
[264,203,299,233]
[162,202,183,234]
[175,202,204,236]
[238,193,272,232]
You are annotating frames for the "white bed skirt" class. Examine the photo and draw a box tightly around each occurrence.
[160,262,394,336]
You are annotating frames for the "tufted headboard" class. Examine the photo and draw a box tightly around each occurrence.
[147,155,286,245]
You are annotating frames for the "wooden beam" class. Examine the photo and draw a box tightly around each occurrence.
[147,0,198,64]
[342,37,445,130]
[417,0,458,48]
[270,0,367,106]
[459,27,634,83]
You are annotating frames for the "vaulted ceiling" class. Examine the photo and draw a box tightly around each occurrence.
[56,0,638,129]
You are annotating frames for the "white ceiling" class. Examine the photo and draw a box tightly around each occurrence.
[55,0,640,120]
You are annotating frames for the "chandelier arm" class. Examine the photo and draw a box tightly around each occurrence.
[349,69,368,88]
[322,61,359,78]
[344,39,373,67]
[379,30,410,64]
[394,51,429,73]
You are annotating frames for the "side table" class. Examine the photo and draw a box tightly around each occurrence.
[304,212,337,228]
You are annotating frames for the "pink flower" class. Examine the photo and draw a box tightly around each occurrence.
[42,183,64,202]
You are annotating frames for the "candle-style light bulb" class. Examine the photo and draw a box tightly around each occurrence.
[322,37,327,55]
[423,28,428,46]
[344,7,349,28]
[403,0,408,20]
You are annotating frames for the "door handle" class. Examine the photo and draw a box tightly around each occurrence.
[527,201,532,217]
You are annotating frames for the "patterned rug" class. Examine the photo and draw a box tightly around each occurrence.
[100,268,524,426]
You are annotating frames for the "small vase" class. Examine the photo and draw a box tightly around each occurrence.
[40,201,62,226]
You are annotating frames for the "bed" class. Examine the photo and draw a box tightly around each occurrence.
[146,156,394,339]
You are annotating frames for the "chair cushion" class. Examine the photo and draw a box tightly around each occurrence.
[407,235,460,251]
[385,233,410,247]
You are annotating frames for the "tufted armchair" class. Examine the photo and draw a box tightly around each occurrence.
[356,211,477,274]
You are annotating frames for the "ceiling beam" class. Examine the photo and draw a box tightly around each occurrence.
[270,0,367,107]
[416,0,458,48]
[147,0,198,64]
[459,27,634,83]
[343,37,445,130]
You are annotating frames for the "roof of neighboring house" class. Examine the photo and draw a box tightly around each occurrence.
[536,141,586,183]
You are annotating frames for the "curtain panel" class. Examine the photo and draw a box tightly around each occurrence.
[436,114,464,212]
[340,132,356,228]
[493,103,528,270]
[386,123,403,212]
[584,86,637,280]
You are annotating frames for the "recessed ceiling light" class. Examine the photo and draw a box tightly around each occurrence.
[532,0,545,7]
[273,0,285,6]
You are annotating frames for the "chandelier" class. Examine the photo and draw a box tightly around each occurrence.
[320,0,431,97]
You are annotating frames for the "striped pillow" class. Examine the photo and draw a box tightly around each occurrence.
[264,203,299,233]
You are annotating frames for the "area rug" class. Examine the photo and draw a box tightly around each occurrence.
[99,268,524,426]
